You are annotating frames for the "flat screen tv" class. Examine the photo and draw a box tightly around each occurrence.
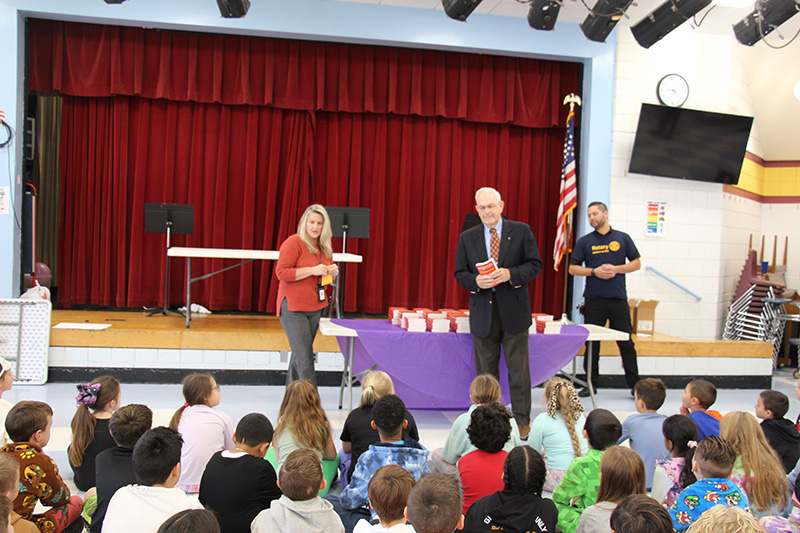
[628,104,753,185]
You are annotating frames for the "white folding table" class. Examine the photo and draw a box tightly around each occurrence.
[562,322,630,408]
[167,247,362,328]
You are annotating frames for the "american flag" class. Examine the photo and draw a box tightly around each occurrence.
[553,110,577,270]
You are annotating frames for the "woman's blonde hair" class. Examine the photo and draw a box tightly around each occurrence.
[297,204,333,259]
[544,378,584,459]
[470,374,502,405]
[275,380,331,452]
[360,371,394,408]
[719,411,789,512]
[596,446,647,504]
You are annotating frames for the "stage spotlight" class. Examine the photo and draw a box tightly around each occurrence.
[442,0,485,21]
[528,0,562,30]
[103,0,128,4]
[217,0,250,18]
[580,0,636,42]
[631,0,713,48]
[734,0,800,45]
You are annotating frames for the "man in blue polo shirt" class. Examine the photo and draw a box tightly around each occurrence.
[569,201,641,397]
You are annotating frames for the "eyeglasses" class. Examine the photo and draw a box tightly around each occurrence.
[477,204,499,211]
[213,386,221,391]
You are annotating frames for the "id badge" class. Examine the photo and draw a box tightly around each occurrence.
[316,284,326,302]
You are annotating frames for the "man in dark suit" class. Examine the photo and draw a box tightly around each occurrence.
[454,187,543,435]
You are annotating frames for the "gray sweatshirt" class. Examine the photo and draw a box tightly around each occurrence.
[251,495,345,533]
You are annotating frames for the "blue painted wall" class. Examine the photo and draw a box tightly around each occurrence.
[0,0,614,310]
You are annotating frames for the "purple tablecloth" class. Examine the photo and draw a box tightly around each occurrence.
[332,319,589,410]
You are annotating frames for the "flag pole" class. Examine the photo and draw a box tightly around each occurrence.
[559,93,581,317]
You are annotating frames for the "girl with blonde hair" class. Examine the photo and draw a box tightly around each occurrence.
[429,374,522,474]
[169,373,234,493]
[69,375,121,491]
[275,204,339,386]
[720,411,791,519]
[339,371,419,483]
[576,446,647,533]
[528,377,589,491]
[273,379,338,493]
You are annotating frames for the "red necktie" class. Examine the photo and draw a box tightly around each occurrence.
[490,228,500,263]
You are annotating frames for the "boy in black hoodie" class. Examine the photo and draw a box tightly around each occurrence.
[756,390,800,472]
[463,446,557,533]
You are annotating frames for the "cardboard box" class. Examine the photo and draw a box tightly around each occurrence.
[628,298,659,336]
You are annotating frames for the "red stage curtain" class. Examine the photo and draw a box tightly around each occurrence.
[33,19,581,315]
[28,19,574,129]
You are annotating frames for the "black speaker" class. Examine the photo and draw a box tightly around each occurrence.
[631,0,713,48]
[217,0,251,18]
[442,0,484,21]
[734,0,800,46]
[528,0,562,30]
[580,0,635,42]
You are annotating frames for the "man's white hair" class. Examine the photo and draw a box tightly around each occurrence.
[475,187,502,204]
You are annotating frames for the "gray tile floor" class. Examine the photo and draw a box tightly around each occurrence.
[8,368,799,492]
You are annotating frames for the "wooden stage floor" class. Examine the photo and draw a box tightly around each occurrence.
[49,310,772,359]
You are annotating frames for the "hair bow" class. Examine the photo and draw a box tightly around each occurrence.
[75,382,101,408]
[687,440,698,449]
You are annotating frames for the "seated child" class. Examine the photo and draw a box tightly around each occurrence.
[169,373,234,494]
[69,376,121,491]
[651,414,699,508]
[405,474,463,533]
[458,403,511,515]
[2,401,84,533]
[338,394,430,531]
[156,509,221,533]
[668,435,749,532]
[680,379,722,441]
[0,358,15,445]
[464,446,557,533]
[609,494,672,533]
[552,408,621,533]
[353,465,416,533]
[102,427,203,533]
[528,377,588,491]
[576,446,646,533]
[689,504,765,533]
[617,378,670,490]
[720,411,791,520]
[341,371,420,483]
[430,375,521,475]
[199,413,281,533]
[0,454,38,533]
[757,390,800,473]
[91,404,153,533]
[251,448,344,533]
[273,380,338,493]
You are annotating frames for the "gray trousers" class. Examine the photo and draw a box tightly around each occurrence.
[279,298,323,387]
[472,301,531,426]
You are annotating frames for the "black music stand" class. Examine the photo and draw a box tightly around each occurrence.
[324,207,369,318]
[144,203,194,317]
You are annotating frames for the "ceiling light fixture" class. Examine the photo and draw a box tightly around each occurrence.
[631,0,713,48]
[442,0,485,21]
[733,0,800,46]
[528,0,563,30]
[580,0,636,42]
[217,0,250,18]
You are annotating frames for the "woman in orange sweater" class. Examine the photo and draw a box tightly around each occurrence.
[276,204,338,386]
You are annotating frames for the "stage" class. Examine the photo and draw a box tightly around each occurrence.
[48,310,774,389]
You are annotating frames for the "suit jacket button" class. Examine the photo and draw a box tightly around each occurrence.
[489,300,492,304]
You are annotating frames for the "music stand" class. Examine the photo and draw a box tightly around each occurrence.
[324,207,369,318]
[144,203,194,317]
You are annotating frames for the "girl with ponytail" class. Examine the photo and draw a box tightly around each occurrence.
[169,373,234,494]
[339,371,419,483]
[651,414,699,508]
[528,377,589,492]
[69,375,121,490]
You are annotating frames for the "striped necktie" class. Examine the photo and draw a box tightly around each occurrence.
[490,227,500,263]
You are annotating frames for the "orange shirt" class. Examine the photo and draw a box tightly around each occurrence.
[275,234,333,315]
